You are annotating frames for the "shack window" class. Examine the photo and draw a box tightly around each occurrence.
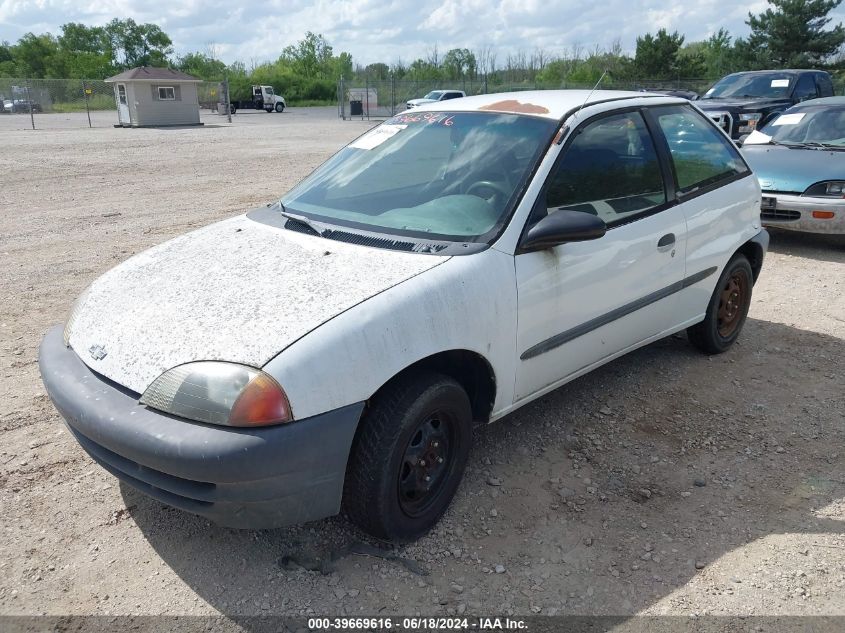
[158,86,176,100]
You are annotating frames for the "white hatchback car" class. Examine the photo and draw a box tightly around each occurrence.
[40,91,768,541]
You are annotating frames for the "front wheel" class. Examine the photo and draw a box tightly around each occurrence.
[343,372,472,541]
[687,254,753,354]
[274,103,285,113]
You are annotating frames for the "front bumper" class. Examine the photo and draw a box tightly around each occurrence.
[39,325,364,529]
[761,193,845,234]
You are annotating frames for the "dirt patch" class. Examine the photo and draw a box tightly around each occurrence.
[0,108,843,619]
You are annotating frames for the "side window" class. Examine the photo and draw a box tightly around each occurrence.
[816,74,834,97]
[653,105,748,195]
[794,74,818,101]
[544,111,666,226]
[157,86,176,100]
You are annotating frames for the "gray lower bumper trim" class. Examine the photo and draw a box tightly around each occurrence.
[39,325,364,529]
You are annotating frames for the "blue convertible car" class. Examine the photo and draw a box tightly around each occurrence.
[742,97,845,235]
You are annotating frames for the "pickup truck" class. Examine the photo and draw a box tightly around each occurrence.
[406,90,466,109]
[697,69,834,140]
[229,85,286,114]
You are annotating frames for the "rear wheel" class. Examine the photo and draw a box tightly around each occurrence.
[343,372,472,541]
[687,254,753,354]
[275,103,285,113]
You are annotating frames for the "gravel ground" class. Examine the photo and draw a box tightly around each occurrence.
[1,107,843,621]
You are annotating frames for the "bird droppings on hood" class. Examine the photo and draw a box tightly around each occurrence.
[479,100,550,115]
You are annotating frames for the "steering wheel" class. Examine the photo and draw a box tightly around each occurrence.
[466,180,511,207]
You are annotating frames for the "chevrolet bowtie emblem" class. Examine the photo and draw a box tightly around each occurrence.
[88,344,108,361]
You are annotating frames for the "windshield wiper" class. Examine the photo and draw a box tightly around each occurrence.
[278,207,329,237]
[799,141,845,150]
[768,139,816,149]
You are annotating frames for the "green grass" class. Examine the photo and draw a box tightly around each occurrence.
[49,96,333,112]
[287,99,336,107]
[50,94,115,112]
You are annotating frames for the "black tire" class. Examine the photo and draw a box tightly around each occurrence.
[343,372,472,541]
[274,103,285,113]
[687,254,753,354]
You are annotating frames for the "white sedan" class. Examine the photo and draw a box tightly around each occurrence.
[406,89,466,109]
[40,91,768,541]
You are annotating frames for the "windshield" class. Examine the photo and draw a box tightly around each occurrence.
[703,73,793,100]
[747,105,845,146]
[423,91,444,100]
[281,111,557,242]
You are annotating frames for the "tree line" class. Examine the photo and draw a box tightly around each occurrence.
[1,0,843,102]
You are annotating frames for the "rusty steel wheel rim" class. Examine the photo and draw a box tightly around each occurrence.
[717,271,748,338]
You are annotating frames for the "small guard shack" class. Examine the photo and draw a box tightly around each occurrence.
[105,67,203,128]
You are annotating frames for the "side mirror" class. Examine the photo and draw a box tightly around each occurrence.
[519,210,607,253]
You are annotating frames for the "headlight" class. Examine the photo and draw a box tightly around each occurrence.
[739,113,762,122]
[802,181,845,198]
[63,286,91,347]
[140,362,293,427]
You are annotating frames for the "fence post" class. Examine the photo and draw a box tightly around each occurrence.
[26,79,35,130]
[82,79,92,128]
[365,75,369,120]
[340,75,345,120]
[483,74,488,95]
[391,73,396,116]
[224,77,231,123]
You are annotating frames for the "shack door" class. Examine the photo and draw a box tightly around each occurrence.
[116,84,130,125]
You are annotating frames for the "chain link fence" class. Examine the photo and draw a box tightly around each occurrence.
[337,76,845,120]
[337,77,718,119]
[0,78,225,129]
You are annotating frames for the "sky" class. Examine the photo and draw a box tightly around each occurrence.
[1,0,844,68]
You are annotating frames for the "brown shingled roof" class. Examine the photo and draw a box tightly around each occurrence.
[105,67,202,83]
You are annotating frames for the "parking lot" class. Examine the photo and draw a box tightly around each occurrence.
[1,107,843,621]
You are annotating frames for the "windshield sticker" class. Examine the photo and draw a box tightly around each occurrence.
[390,112,456,126]
[705,88,714,96]
[349,124,407,150]
[772,113,806,126]
[771,79,790,88]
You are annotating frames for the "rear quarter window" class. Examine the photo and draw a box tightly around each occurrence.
[652,105,749,195]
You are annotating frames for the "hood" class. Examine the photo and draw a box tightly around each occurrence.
[67,214,446,394]
[407,98,435,106]
[698,97,790,111]
[742,144,845,193]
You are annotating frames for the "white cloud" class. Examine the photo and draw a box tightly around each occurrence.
[0,0,842,68]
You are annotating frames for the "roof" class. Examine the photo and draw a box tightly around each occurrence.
[105,67,202,83]
[407,90,685,120]
[723,69,828,76]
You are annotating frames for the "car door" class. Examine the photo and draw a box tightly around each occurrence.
[513,108,687,402]
[647,104,755,325]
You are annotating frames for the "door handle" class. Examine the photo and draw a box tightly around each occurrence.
[657,233,676,251]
